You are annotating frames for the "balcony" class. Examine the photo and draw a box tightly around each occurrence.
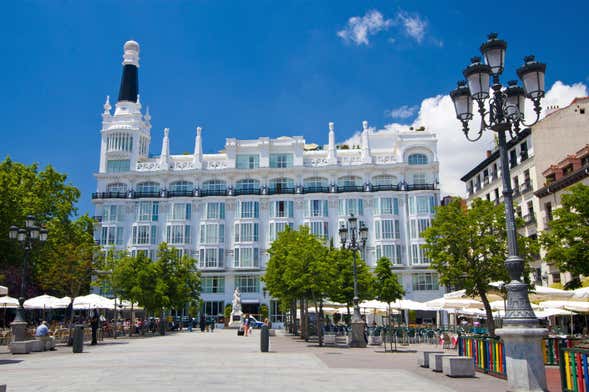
[520,181,533,194]
[267,187,295,195]
[371,184,399,192]
[234,188,261,196]
[406,183,436,191]
[167,190,194,197]
[337,185,364,193]
[91,192,128,199]
[512,187,521,197]
[199,189,228,197]
[523,214,537,226]
[302,186,330,194]
[133,191,161,198]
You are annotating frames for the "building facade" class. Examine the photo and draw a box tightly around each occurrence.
[460,97,589,286]
[92,41,444,322]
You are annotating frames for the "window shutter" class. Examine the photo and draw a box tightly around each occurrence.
[116,227,124,245]
[254,223,259,241]
[358,199,364,215]
[288,201,294,218]
[254,202,259,218]
[186,204,191,220]
[393,198,399,215]
[234,223,239,242]
[219,224,225,243]
[269,202,275,218]
[132,226,137,244]
[166,226,171,243]
[234,248,239,267]
[185,225,191,244]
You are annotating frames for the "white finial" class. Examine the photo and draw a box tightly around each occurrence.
[144,106,151,122]
[362,120,369,132]
[164,127,169,137]
[360,120,372,163]
[193,126,203,169]
[160,128,170,169]
[327,121,337,164]
[136,94,141,108]
[329,122,334,133]
[197,126,202,136]
[103,95,111,113]
[122,40,140,67]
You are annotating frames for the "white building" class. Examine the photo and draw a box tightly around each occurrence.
[93,41,443,322]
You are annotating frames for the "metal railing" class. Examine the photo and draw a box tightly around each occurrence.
[92,192,128,199]
[458,335,507,378]
[559,347,589,392]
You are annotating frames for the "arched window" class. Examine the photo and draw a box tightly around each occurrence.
[337,176,362,187]
[235,179,260,191]
[408,153,428,165]
[372,175,397,186]
[169,181,193,192]
[136,182,160,193]
[106,183,128,193]
[269,177,294,193]
[202,180,227,192]
[303,177,328,188]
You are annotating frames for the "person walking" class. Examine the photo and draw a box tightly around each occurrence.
[90,310,99,345]
[199,313,206,333]
[243,314,250,336]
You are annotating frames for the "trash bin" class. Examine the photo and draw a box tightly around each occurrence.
[260,325,269,352]
[73,324,84,353]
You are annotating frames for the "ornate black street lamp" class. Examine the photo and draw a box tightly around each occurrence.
[8,215,48,341]
[339,214,368,348]
[450,33,548,391]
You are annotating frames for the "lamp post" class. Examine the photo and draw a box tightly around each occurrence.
[8,215,48,341]
[338,214,368,348]
[450,33,548,391]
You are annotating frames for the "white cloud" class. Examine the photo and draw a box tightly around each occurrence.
[340,81,588,197]
[387,105,418,119]
[395,11,427,43]
[337,10,392,46]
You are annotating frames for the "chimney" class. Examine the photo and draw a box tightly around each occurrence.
[118,40,140,103]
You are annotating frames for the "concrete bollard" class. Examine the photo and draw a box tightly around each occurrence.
[260,325,269,352]
[73,324,84,353]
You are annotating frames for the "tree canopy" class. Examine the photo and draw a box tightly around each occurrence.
[423,198,537,335]
[373,257,405,306]
[541,184,589,279]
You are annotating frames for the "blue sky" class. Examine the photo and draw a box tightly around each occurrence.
[1,1,588,216]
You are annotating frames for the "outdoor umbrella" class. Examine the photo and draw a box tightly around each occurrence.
[425,297,483,310]
[528,286,573,302]
[572,287,589,300]
[0,296,19,308]
[24,294,63,310]
[0,286,7,296]
[73,294,112,309]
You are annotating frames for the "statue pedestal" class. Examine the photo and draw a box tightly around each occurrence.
[350,321,367,348]
[495,327,548,392]
[10,320,27,342]
[227,312,242,329]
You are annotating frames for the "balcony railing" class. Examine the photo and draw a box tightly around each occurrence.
[406,183,436,191]
[267,187,295,195]
[92,192,128,199]
[133,191,161,198]
[371,184,399,192]
[337,185,364,193]
[167,190,194,197]
[234,188,261,196]
[302,186,330,194]
[199,189,228,197]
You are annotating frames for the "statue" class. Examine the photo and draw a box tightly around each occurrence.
[228,288,243,328]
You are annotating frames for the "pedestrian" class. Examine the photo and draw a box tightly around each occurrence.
[199,313,206,332]
[90,310,99,345]
[243,314,250,336]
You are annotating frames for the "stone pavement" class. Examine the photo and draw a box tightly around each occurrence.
[0,329,552,391]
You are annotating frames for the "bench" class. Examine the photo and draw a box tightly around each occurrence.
[323,334,336,345]
[9,340,35,354]
[369,335,382,345]
[442,356,475,377]
[418,351,444,368]
[429,353,458,372]
[30,339,44,352]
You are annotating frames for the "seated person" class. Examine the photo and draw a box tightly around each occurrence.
[35,321,55,350]
[35,320,50,337]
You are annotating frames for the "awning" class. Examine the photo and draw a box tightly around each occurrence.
[240,299,260,304]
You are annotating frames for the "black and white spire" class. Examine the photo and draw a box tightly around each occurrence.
[117,40,140,103]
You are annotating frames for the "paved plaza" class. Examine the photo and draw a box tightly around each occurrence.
[1,329,521,391]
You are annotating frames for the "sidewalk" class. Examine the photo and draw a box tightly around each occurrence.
[0,329,560,391]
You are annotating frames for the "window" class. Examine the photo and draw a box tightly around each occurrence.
[305,200,329,217]
[410,219,430,239]
[268,222,293,242]
[372,175,396,186]
[307,221,329,240]
[235,179,260,192]
[202,180,227,192]
[171,203,191,220]
[100,226,124,245]
[269,153,293,168]
[203,301,225,318]
[376,244,403,265]
[412,273,439,291]
[408,153,428,165]
[338,199,364,216]
[239,201,259,219]
[131,225,158,245]
[235,275,259,293]
[103,205,122,222]
[136,201,159,221]
[375,220,400,240]
[234,248,260,268]
[303,177,328,189]
[169,181,193,192]
[270,201,294,218]
[413,173,426,184]
[136,182,160,194]
[234,223,259,242]
[106,183,127,193]
[337,176,362,187]
[166,224,191,245]
[545,202,553,222]
[236,154,259,169]
[201,277,225,293]
[198,248,224,268]
[200,223,224,244]
[411,244,430,264]
[375,197,398,215]
[270,300,284,323]
[408,196,434,215]
[512,176,520,192]
[205,202,225,220]
[269,178,294,192]
[520,141,529,161]
[509,149,517,168]
[106,159,130,173]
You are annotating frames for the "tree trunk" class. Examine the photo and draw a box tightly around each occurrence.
[290,300,297,335]
[317,299,323,347]
[479,290,495,336]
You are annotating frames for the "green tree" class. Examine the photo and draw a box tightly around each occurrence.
[326,247,374,312]
[373,257,405,351]
[541,184,589,282]
[423,198,536,336]
[155,243,201,312]
[0,157,80,294]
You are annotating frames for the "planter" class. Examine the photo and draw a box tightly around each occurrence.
[369,335,383,345]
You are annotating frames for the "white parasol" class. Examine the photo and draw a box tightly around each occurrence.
[24,294,70,310]
[0,285,7,296]
[73,294,113,309]
[0,296,19,308]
